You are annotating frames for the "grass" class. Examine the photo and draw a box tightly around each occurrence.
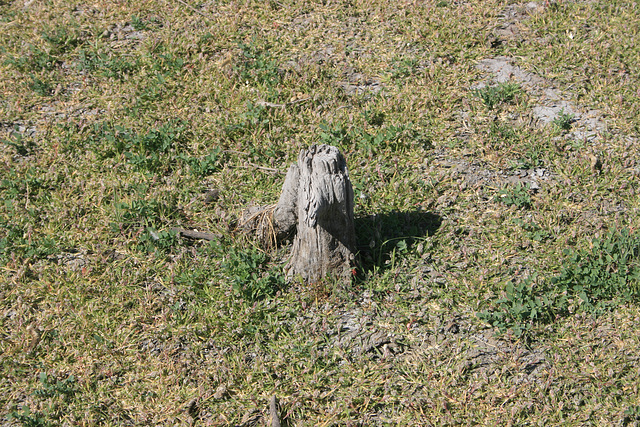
[473,82,522,110]
[1,0,640,425]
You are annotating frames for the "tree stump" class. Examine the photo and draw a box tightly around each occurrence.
[241,145,356,285]
[285,144,356,283]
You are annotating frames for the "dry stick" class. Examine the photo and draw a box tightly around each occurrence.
[238,162,284,174]
[269,395,280,427]
[26,325,41,355]
[222,149,285,174]
[256,97,311,109]
[170,227,220,241]
[256,101,286,108]
[223,149,251,156]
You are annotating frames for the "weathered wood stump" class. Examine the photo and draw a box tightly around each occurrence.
[241,145,356,284]
[284,144,356,283]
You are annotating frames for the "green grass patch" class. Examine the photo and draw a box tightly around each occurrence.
[480,228,640,341]
[473,82,521,109]
[77,49,140,80]
[222,245,286,302]
[90,120,191,175]
[553,228,640,314]
[497,183,532,209]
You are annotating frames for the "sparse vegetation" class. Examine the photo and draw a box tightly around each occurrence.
[2,0,640,425]
[479,227,640,341]
[498,182,533,209]
[553,228,640,314]
[553,107,575,131]
[473,82,522,109]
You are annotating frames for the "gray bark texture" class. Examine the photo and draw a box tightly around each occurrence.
[272,163,300,240]
[281,145,356,284]
[240,145,356,284]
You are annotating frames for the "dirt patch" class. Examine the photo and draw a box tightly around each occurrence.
[338,67,383,97]
[101,22,146,45]
[1,122,37,137]
[463,330,548,382]
[397,316,549,388]
[479,56,607,137]
[476,56,548,89]
[477,1,611,143]
[427,154,552,192]
[50,249,89,272]
[477,56,609,143]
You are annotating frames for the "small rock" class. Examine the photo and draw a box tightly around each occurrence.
[444,321,459,334]
[213,384,227,399]
[589,154,602,174]
[126,31,145,40]
[204,189,220,204]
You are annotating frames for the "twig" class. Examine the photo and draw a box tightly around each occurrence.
[256,97,312,109]
[223,149,251,156]
[235,162,284,174]
[170,227,220,241]
[269,395,280,427]
[256,101,286,108]
[26,325,41,355]
[222,150,285,174]
[248,162,283,173]
[288,97,312,105]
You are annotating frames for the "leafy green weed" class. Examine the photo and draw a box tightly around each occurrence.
[473,82,521,109]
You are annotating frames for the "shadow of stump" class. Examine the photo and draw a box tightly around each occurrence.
[355,210,442,275]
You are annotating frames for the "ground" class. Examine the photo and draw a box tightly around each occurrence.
[1,0,640,425]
